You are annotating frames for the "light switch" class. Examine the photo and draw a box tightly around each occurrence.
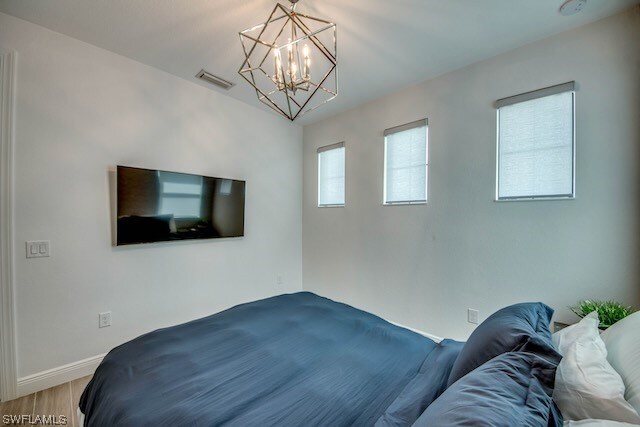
[26,241,50,258]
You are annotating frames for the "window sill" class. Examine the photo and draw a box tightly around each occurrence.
[495,195,575,202]
[383,200,427,206]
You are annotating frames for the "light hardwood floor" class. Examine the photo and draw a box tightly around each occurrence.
[0,376,92,427]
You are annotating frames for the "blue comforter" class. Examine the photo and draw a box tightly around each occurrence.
[80,292,455,426]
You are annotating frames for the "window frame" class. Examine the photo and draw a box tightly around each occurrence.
[383,119,429,206]
[317,141,346,208]
[495,82,576,202]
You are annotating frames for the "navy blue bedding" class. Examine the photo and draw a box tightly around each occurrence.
[413,351,562,427]
[79,292,442,426]
[375,339,464,426]
[447,302,556,387]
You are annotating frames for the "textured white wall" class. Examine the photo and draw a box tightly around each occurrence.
[0,12,303,378]
[302,9,640,341]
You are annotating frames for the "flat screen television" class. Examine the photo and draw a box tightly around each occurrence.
[116,165,245,245]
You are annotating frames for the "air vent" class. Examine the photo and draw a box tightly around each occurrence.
[196,69,235,90]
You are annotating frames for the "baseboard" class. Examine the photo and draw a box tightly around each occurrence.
[17,354,105,397]
[387,320,443,343]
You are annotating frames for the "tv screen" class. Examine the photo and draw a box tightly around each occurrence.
[116,165,245,245]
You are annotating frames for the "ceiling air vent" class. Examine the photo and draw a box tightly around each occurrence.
[196,69,235,90]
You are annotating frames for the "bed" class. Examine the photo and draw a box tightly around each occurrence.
[79,292,565,426]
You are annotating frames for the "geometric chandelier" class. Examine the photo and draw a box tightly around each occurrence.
[238,0,337,121]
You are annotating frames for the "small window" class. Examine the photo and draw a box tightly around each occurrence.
[384,119,428,205]
[318,142,345,207]
[496,82,575,200]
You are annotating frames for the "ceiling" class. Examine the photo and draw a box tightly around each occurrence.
[0,0,637,124]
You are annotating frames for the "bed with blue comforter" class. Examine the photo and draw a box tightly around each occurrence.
[80,292,563,426]
[79,292,460,426]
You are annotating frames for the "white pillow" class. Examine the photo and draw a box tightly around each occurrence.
[564,420,640,427]
[552,312,640,424]
[601,311,640,415]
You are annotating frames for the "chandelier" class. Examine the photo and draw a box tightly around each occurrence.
[238,0,337,121]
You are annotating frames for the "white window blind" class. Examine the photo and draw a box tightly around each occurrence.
[318,142,345,207]
[497,82,575,200]
[384,119,428,204]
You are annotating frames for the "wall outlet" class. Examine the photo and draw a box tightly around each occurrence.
[99,311,112,328]
[468,308,479,324]
[276,275,283,285]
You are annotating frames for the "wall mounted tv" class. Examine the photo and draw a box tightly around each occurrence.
[116,165,245,245]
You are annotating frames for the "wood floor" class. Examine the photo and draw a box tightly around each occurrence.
[0,376,92,427]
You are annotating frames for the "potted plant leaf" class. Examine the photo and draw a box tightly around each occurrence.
[571,300,635,329]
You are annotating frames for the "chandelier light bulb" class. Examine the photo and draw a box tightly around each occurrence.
[286,38,295,79]
[302,44,310,81]
[273,49,283,86]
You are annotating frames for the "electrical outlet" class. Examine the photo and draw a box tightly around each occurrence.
[99,312,112,328]
[468,308,479,325]
[276,275,283,285]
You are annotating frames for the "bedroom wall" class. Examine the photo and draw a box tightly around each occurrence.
[0,12,303,380]
[302,9,640,341]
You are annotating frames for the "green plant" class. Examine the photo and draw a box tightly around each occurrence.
[571,300,634,329]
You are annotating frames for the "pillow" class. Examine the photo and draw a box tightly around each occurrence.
[375,339,464,426]
[414,352,561,427]
[447,302,558,386]
[552,312,640,424]
[600,311,640,415]
[563,421,640,427]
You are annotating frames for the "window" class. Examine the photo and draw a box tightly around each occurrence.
[383,119,428,205]
[158,171,203,218]
[318,142,345,207]
[496,82,575,200]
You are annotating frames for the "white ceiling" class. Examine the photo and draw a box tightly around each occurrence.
[0,0,637,124]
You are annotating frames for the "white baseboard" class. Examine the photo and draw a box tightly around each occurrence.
[387,320,443,343]
[17,354,105,397]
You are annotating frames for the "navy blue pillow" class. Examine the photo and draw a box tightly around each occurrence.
[375,339,464,426]
[447,302,557,387]
[413,352,563,427]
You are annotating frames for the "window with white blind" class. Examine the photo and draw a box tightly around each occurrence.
[496,82,575,200]
[383,119,428,205]
[318,142,345,207]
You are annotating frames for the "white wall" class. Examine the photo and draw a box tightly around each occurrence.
[0,12,303,379]
[303,9,640,341]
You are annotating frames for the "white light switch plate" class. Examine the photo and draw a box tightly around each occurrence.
[26,241,50,258]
